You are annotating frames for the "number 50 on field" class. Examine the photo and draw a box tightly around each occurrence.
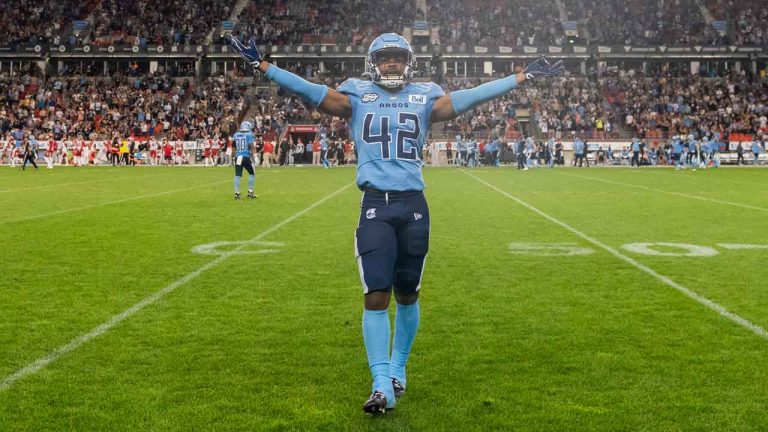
[508,242,768,257]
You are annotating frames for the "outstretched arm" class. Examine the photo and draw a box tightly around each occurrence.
[431,57,564,123]
[432,72,526,122]
[229,35,352,118]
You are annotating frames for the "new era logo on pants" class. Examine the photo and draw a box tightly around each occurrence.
[414,213,422,221]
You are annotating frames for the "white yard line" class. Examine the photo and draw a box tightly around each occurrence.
[717,243,768,250]
[556,171,768,213]
[462,169,768,340]
[0,182,354,392]
[1,180,231,225]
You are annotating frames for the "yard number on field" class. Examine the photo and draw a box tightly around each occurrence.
[509,242,768,258]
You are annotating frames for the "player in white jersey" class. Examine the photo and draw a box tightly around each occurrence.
[59,141,68,166]
[45,136,57,169]
[4,135,15,166]
[82,141,91,166]
[149,138,159,165]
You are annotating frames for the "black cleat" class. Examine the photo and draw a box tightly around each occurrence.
[234,192,241,200]
[392,378,405,399]
[247,191,257,199]
[362,390,388,414]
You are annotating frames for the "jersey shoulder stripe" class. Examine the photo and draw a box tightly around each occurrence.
[338,78,374,94]
[410,82,435,93]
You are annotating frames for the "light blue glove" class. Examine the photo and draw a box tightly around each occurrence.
[228,35,262,68]
[524,57,565,79]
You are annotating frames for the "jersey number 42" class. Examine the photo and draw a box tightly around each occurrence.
[362,113,421,160]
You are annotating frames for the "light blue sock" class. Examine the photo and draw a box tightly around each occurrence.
[390,301,420,387]
[362,308,394,405]
[247,174,255,192]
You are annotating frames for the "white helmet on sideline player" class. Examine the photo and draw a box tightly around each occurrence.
[240,121,253,132]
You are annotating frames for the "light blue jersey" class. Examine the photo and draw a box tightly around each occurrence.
[467,140,476,154]
[338,78,444,191]
[574,139,585,154]
[707,139,717,154]
[488,140,499,153]
[233,132,255,157]
[457,137,466,152]
[673,140,683,154]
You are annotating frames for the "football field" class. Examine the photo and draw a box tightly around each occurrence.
[1,165,767,431]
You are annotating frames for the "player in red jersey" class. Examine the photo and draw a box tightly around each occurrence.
[163,139,173,165]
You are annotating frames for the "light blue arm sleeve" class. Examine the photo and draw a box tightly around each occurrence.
[264,64,329,106]
[449,75,518,115]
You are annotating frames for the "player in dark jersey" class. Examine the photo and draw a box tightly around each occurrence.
[21,136,39,171]
[230,32,563,413]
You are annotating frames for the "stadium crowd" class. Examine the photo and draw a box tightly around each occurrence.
[2,0,767,49]
[3,65,766,163]
[606,69,768,141]
[439,64,768,143]
[431,0,563,47]
[0,65,254,148]
[705,0,768,47]
[0,0,99,46]
[441,74,617,140]
[91,0,233,46]
[185,74,248,139]
[231,0,417,46]
[564,0,723,46]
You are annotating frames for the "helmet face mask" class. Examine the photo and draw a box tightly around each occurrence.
[366,33,416,89]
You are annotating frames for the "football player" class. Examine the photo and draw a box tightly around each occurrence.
[753,140,764,165]
[630,137,641,168]
[230,32,563,413]
[21,135,39,171]
[233,121,257,200]
[320,132,331,168]
[687,134,698,168]
[671,136,684,170]
[573,136,586,167]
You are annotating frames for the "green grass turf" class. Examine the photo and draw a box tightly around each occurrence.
[1,165,767,431]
